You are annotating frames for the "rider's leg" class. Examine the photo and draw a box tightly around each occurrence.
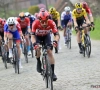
[45,34,57,81]
[0,35,2,56]
[16,40,23,68]
[25,34,31,55]
[7,33,13,58]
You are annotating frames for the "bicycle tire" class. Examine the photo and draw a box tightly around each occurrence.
[14,47,19,74]
[4,52,7,69]
[30,42,34,58]
[45,55,53,90]
[85,35,91,58]
[24,44,28,63]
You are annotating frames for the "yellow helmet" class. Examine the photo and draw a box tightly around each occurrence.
[49,7,56,14]
[75,3,82,9]
[19,12,25,17]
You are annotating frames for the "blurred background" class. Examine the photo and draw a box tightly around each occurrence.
[0,0,100,19]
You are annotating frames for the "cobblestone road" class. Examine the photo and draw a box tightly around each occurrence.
[0,31,100,90]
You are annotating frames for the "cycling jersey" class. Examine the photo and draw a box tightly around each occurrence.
[0,19,5,33]
[49,11,60,20]
[32,19,58,36]
[72,8,87,20]
[29,15,36,29]
[83,6,92,16]
[4,21,22,39]
[61,11,73,28]
[17,17,30,29]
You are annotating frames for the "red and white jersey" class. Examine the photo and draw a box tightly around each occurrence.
[32,19,58,36]
[83,6,92,17]
[0,19,5,32]
[17,17,30,29]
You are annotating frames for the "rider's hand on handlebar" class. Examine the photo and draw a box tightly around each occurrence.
[53,40,58,47]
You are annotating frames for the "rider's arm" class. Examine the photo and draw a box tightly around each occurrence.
[31,21,37,44]
[4,24,8,43]
[26,18,31,32]
[84,10,90,24]
[87,8,94,23]
[16,22,23,36]
[50,21,59,41]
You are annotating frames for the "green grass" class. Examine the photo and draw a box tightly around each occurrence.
[90,17,100,40]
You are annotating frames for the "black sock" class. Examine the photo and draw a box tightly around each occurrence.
[78,43,82,50]
[37,57,41,63]
[51,64,54,74]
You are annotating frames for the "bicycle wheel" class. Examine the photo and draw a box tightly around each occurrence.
[14,48,19,74]
[42,56,48,88]
[30,42,34,58]
[85,35,91,58]
[24,44,28,63]
[4,52,7,69]
[46,56,53,90]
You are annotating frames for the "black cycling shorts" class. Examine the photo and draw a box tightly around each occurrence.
[76,17,85,27]
[21,27,28,35]
[0,32,4,39]
[35,33,53,50]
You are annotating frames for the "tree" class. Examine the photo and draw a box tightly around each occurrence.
[28,5,39,15]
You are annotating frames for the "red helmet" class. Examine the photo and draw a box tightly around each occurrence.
[40,8,46,12]
[82,2,88,8]
[0,18,3,24]
[38,11,49,21]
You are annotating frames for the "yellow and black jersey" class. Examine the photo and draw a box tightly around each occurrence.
[72,8,87,20]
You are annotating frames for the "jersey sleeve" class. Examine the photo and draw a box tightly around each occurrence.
[50,20,58,33]
[26,18,30,28]
[87,8,92,16]
[32,20,37,34]
[16,22,22,33]
[57,12,60,19]
[4,24,8,32]
[72,9,76,19]
[83,9,87,17]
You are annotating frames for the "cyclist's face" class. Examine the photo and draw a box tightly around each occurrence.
[77,8,82,13]
[40,20,48,27]
[66,11,70,14]
[9,24,14,29]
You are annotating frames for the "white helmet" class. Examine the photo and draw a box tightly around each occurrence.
[64,6,71,12]
[7,17,15,25]
[25,12,30,17]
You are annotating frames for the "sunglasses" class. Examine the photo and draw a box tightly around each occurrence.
[77,8,82,10]
[9,24,14,26]
[40,20,48,24]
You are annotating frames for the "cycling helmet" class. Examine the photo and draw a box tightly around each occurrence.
[19,12,25,17]
[7,17,15,25]
[38,11,49,21]
[40,8,46,12]
[64,6,71,12]
[49,7,56,14]
[82,2,88,8]
[0,18,3,24]
[25,12,30,17]
[75,3,83,9]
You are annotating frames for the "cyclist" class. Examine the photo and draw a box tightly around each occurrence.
[31,11,59,81]
[61,6,73,45]
[17,12,31,55]
[49,7,61,51]
[25,12,36,29]
[0,18,5,56]
[4,17,23,68]
[82,2,94,25]
[72,3,90,53]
